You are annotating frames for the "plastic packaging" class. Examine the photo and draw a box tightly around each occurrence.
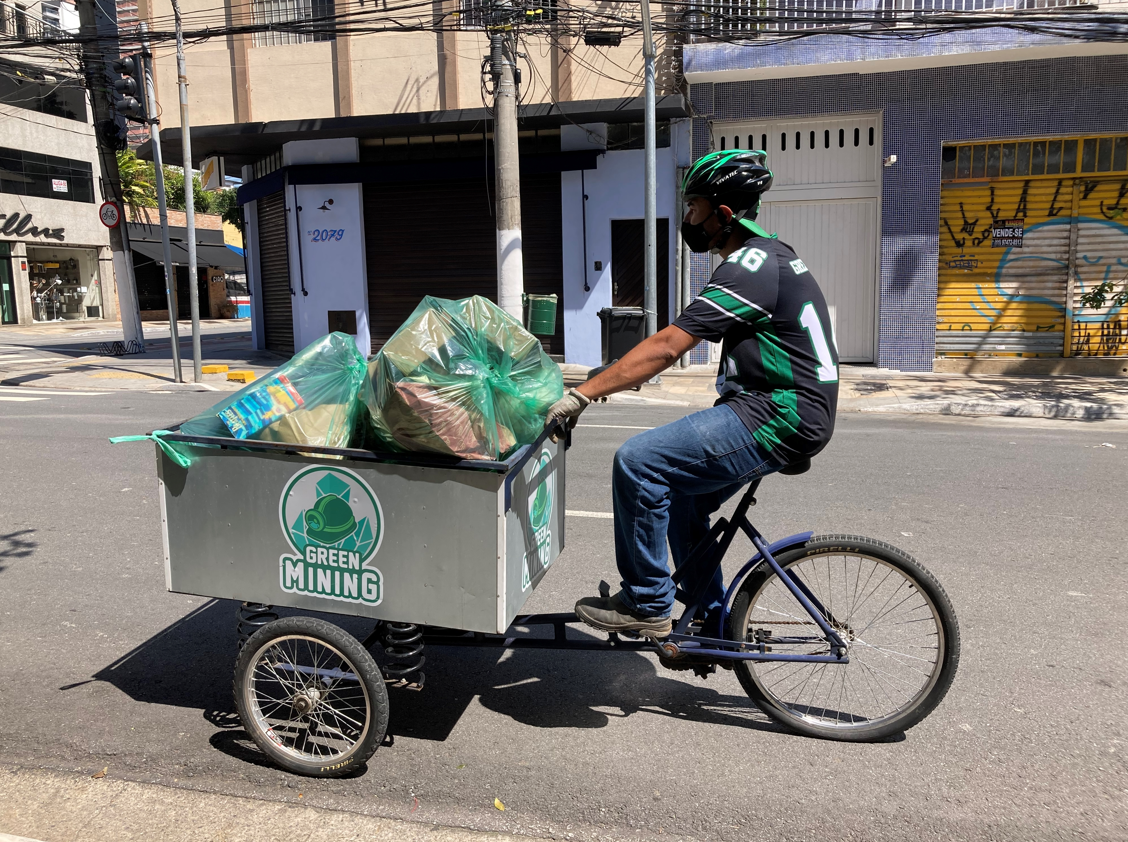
[180,331,367,450]
[363,295,563,461]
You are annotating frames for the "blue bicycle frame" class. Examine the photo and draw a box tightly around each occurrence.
[423,475,850,667]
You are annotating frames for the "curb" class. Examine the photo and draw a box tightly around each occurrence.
[0,766,541,842]
[860,399,1128,420]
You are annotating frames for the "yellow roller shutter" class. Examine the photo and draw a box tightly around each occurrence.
[1069,178,1128,357]
[937,179,1070,357]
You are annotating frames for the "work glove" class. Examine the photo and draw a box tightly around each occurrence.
[545,388,592,442]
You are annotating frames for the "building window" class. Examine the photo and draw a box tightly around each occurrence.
[0,59,87,122]
[606,122,671,151]
[252,0,335,47]
[0,146,94,203]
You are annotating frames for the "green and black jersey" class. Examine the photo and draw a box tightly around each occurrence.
[673,234,840,465]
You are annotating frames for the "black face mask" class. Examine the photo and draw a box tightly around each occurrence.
[681,217,718,253]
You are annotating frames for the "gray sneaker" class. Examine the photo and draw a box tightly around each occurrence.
[575,592,672,637]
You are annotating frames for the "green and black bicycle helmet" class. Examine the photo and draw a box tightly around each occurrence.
[683,149,774,233]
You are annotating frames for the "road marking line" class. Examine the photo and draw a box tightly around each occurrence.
[579,424,655,430]
[0,396,48,402]
[566,510,614,519]
[0,387,109,396]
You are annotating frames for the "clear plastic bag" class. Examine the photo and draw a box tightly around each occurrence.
[179,331,367,452]
[362,296,563,461]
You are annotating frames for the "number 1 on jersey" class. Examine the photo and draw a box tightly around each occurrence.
[798,302,838,383]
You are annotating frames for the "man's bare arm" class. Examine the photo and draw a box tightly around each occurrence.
[576,325,701,400]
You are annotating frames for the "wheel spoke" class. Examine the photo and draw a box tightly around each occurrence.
[734,545,952,734]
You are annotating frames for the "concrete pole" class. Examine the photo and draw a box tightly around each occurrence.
[171,0,203,381]
[140,24,181,383]
[640,0,658,340]
[75,0,144,351]
[490,30,523,321]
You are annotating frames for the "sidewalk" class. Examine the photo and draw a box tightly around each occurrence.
[562,364,1128,421]
[0,321,278,393]
[1,324,1125,420]
[0,766,536,842]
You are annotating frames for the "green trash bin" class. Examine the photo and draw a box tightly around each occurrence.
[523,293,558,337]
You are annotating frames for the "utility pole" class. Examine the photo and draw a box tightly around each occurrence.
[489,15,523,321]
[640,0,658,341]
[76,0,145,351]
[171,0,203,381]
[140,22,181,382]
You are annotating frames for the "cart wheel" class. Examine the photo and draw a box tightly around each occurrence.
[233,616,389,778]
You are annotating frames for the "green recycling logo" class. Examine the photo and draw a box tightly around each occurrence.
[522,449,554,591]
[278,466,383,606]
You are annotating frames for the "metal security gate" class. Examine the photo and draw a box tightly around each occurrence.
[256,190,295,356]
[1071,178,1128,357]
[937,134,1128,358]
[711,114,881,362]
[363,173,564,356]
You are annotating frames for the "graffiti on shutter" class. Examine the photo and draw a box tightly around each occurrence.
[937,179,1069,357]
[1070,178,1128,357]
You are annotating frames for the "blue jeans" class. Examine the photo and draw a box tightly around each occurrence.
[612,403,784,618]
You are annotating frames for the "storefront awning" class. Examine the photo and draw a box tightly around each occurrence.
[130,239,188,265]
[195,243,244,271]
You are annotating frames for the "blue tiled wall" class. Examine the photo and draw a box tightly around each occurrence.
[688,54,1128,370]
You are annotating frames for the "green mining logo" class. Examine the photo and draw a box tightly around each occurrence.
[278,466,384,606]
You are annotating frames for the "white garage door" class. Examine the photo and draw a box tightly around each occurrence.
[710,114,881,363]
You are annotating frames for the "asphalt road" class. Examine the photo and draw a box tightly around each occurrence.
[1,393,1126,842]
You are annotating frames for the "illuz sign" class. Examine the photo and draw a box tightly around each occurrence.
[0,212,65,241]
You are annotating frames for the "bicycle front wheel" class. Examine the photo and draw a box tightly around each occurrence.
[726,535,959,741]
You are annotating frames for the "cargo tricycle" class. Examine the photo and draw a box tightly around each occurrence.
[153,422,959,778]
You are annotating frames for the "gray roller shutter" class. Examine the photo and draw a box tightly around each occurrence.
[257,190,294,356]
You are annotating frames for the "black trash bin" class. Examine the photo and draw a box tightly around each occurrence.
[598,307,646,366]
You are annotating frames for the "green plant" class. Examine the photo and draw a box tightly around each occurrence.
[1079,270,1128,311]
[116,150,156,213]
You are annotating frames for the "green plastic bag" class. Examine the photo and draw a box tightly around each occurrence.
[111,332,367,465]
[363,295,563,461]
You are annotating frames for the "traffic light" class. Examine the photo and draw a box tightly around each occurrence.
[110,54,148,123]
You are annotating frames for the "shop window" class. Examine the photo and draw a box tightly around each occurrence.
[1000,143,1016,177]
[1031,141,1046,175]
[986,144,1001,179]
[0,145,94,203]
[1062,139,1078,174]
[956,146,971,180]
[941,146,957,181]
[1015,142,1031,176]
[972,145,986,179]
[606,121,670,150]
[27,247,102,322]
[1114,137,1128,172]
[1097,137,1114,172]
[251,0,335,46]
[1047,139,1063,173]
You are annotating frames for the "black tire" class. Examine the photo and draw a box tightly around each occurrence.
[233,616,389,777]
[726,535,960,741]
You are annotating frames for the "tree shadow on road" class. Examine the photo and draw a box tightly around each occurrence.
[0,529,36,573]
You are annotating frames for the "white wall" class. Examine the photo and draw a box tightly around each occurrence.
[285,183,370,356]
[560,141,680,366]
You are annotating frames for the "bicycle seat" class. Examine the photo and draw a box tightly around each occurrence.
[778,457,811,476]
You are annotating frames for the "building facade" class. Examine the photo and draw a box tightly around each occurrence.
[0,44,118,326]
[684,22,1128,370]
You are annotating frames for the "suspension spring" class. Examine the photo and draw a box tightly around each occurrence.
[236,602,278,649]
[380,621,426,688]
